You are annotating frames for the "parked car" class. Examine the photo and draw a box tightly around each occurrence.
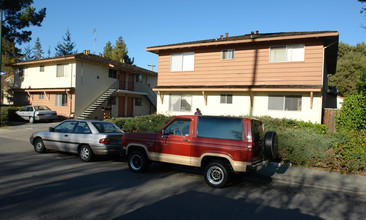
[122,115,278,188]
[30,119,124,161]
[16,105,57,123]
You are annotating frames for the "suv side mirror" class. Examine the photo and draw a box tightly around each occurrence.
[49,127,55,132]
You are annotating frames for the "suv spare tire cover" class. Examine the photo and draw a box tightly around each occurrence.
[264,131,278,160]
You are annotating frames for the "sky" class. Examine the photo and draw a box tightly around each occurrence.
[24,0,366,71]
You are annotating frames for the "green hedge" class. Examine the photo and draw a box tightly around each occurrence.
[109,114,174,132]
[109,114,365,174]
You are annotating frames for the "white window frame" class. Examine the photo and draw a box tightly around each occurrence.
[220,94,233,104]
[56,64,69,77]
[170,52,194,72]
[268,95,302,111]
[222,49,235,60]
[269,44,304,62]
[55,93,67,106]
[136,74,143,83]
[169,94,192,112]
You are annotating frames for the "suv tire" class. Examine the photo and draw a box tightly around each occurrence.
[264,131,279,160]
[204,161,230,188]
[128,151,149,173]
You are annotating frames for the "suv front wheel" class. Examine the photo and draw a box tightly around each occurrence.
[204,162,230,188]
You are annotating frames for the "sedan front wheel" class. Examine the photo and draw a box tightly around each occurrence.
[33,138,46,153]
[79,145,93,162]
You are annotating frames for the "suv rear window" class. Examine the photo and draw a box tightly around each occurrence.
[197,116,243,141]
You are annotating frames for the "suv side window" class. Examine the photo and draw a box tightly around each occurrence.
[197,116,243,140]
[164,119,191,136]
[251,120,264,141]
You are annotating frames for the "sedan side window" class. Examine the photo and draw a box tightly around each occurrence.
[73,122,91,134]
[54,121,76,133]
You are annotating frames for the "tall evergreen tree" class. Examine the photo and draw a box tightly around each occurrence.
[55,28,77,56]
[23,44,34,61]
[103,36,134,64]
[103,41,113,58]
[1,0,46,55]
[328,42,366,97]
[112,36,128,62]
[33,37,43,60]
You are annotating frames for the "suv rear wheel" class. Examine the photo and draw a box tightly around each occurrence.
[128,151,149,173]
[204,162,230,188]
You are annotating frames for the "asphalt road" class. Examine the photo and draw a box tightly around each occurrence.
[0,122,366,219]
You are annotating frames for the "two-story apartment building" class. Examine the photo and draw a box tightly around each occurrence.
[146,31,339,123]
[12,51,157,120]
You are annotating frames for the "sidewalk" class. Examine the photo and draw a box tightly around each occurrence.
[248,163,366,195]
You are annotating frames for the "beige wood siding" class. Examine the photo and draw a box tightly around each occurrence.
[157,39,324,87]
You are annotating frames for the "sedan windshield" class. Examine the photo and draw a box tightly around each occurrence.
[34,106,51,111]
[92,122,123,133]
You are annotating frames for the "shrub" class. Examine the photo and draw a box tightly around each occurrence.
[109,114,174,132]
[333,130,366,173]
[0,106,23,127]
[336,92,366,131]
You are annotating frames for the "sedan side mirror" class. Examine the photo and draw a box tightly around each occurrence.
[49,127,55,132]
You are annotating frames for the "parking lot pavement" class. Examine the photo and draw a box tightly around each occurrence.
[246,162,366,196]
[0,121,59,141]
[2,121,366,197]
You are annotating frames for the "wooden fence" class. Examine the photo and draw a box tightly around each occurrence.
[323,108,338,132]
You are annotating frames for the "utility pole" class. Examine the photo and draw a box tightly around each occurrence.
[148,64,156,72]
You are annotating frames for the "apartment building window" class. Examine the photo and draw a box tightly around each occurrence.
[55,94,67,106]
[57,64,69,77]
[39,93,44,100]
[170,52,194,72]
[135,98,142,106]
[220,94,233,104]
[40,65,45,72]
[269,44,304,62]
[136,74,143,83]
[268,95,302,111]
[17,68,24,77]
[222,49,234,60]
[109,69,117,78]
[169,94,192,112]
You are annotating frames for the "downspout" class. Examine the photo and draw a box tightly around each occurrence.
[321,41,337,123]
[70,63,73,118]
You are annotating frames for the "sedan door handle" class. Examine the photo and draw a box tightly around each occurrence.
[64,135,68,137]
[182,139,188,142]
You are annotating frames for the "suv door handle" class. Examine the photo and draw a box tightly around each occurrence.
[182,139,188,142]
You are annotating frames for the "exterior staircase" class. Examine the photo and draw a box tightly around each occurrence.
[77,88,117,120]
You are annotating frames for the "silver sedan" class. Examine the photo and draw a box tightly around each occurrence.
[30,119,124,162]
[16,105,57,123]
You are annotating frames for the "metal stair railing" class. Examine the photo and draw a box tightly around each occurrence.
[77,81,119,119]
